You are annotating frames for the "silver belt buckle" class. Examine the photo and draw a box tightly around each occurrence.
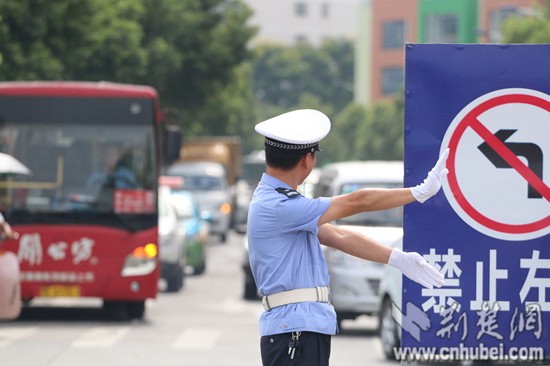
[262,295,270,311]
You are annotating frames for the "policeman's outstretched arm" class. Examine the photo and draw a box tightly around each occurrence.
[319,224,445,289]
[318,148,450,226]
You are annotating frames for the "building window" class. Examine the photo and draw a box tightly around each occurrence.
[321,3,329,18]
[382,67,404,96]
[295,34,308,44]
[383,21,406,49]
[489,7,518,42]
[425,14,458,43]
[295,2,308,17]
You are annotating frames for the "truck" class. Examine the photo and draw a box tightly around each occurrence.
[177,137,242,186]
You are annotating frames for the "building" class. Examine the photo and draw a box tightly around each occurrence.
[356,0,543,106]
[244,0,362,46]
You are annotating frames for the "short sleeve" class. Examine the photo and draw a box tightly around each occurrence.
[276,196,330,234]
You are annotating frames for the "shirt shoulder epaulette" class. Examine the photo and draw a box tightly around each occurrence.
[275,187,301,199]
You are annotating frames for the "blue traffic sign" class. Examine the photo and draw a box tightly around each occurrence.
[403,44,550,362]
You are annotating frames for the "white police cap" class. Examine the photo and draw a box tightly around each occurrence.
[255,109,331,152]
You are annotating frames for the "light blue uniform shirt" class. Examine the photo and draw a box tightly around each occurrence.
[247,173,337,336]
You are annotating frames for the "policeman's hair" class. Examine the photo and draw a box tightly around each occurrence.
[265,149,313,170]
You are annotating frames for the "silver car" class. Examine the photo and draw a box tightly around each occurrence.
[314,161,404,329]
[165,162,232,243]
[158,185,187,292]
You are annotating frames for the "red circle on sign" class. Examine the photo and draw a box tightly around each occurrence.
[447,93,550,234]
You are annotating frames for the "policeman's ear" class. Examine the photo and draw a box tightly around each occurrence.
[302,152,315,169]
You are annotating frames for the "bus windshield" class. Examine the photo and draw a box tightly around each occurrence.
[0,96,156,221]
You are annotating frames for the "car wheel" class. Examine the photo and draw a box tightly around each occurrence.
[379,297,399,360]
[166,263,184,292]
[193,256,206,275]
[243,275,259,300]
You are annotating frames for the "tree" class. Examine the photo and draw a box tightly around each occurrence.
[0,0,145,81]
[315,94,404,166]
[139,0,257,116]
[355,95,404,161]
[0,0,258,138]
[252,39,354,113]
[501,0,550,43]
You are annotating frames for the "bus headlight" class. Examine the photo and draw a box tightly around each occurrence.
[121,243,158,277]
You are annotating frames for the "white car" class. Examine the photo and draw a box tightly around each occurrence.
[314,161,404,328]
[158,185,187,292]
[377,238,403,359]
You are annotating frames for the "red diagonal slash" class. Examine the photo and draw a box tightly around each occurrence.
[467,117,550,203]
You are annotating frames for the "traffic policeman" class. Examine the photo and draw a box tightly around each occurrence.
[247,109,448,365]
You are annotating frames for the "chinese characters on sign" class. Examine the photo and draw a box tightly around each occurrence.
[399,248,545,345]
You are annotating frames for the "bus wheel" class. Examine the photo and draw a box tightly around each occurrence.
[103,300,127,320]
[125,301,145,319]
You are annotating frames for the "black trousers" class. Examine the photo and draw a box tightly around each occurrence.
[260,331,331,366]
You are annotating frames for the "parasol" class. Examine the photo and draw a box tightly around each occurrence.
[0,153,31,175]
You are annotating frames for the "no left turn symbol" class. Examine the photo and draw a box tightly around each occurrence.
[441,88,550,241]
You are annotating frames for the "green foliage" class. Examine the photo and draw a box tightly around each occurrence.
[316,96,404,167]
[0,0,145,81]
[501,0,550,43]
[249,39,404,162]
[252,39,354,113]
[0,0,405,163]
[0,0,257,138]
[139,0,257,113]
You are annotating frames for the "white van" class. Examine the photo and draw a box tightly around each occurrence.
[314,161,404,329]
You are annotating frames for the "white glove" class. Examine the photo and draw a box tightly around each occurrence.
[410,148,450,203]
[388,248,445,289]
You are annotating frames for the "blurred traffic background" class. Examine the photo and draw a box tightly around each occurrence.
[0,1,548,365]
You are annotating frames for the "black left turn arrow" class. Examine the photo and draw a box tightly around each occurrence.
[477,129,543,199]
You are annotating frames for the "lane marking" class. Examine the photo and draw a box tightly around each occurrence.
[71,326,130,348]
[172,327,221,350]
[0,327,38,347]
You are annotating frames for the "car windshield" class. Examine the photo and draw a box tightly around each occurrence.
[335,182,403,227]
[176,174,224,191]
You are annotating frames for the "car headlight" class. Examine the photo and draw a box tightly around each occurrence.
[220,203,231,215]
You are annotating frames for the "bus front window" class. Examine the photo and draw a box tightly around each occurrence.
[0,124,155,215]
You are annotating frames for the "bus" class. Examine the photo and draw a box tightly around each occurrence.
[0,81,177,319]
